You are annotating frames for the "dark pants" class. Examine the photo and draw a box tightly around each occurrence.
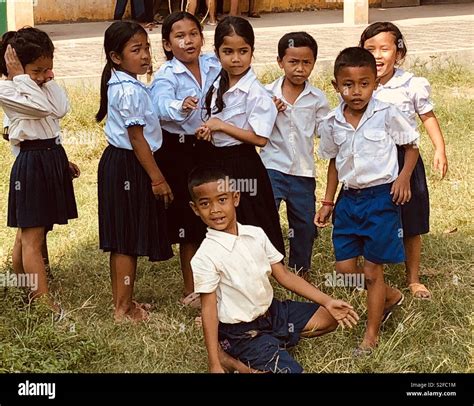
[114,0,154,21]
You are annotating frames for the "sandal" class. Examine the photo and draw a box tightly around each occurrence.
[352,346,373,358]
[408,282,432,300]
[381,293,404,325]
[180,292,201,309]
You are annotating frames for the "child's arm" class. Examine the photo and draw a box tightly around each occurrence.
[42,70,70,119]
[419,111,448,178]
[197,118,268,147]
[315,158,338,227]
[391,144,419,205]
[271,262,359,328]
[201,291,225,373]
[127,125,174,208]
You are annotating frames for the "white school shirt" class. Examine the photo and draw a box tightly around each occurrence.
[318,98,419,189]
[0,75,69,157]
[209,68,278,147]
[260,76,330,177]
[151,53,221,134]
[374,68,434,132]
[191,223,284,324]
[105,70,162,152]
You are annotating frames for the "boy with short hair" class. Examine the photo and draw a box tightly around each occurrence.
[260,32,330,278]
[315,47,419,355]
[189,165,359,373]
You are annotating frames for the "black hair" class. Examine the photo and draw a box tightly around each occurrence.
[359,22,407,62]
[96,21,148,122]
[161,11,203,61]
[204,16,255,118]
[0,27,54,77]
[188,165,231,200]
[277,31,318,60]
[333,47,377,78]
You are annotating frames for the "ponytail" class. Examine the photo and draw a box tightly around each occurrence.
[96,61,112,122]
[204,68,230,118]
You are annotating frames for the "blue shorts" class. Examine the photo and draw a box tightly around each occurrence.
[218,299,319,373]
[332,183,405,264]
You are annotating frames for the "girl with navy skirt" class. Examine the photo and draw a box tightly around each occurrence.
[151,12,221,306]
[96,21,173,322]
[360,22,449,299]
[196,16,285,256]
[0,28,78,316]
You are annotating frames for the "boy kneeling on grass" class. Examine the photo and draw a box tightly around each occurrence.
[188,165,359,373]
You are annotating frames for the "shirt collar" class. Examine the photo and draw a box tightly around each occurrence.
[171,54,221,76]
[205,223,253,251]
[334,97,388,124]
[108,69,148,90]
[271,76,319,101]
[378,68,413,89]
[213,68,257,93]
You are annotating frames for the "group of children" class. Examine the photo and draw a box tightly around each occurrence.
[0,12,448,372]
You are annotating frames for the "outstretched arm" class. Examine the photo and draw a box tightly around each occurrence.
[201,292,225,373]
[197,118,268,147]
[271,262,359,329]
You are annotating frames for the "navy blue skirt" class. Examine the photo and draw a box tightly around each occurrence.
[98,145,173,261]
[397,146,430,237]
[8,138,78,229]
[198,143,285,256]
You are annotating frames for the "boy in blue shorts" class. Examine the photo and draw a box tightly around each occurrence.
[315,47,419,355]
[189,165,359,373]
[260,32,330,278]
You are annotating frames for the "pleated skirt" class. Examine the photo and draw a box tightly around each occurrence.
[98,145,173,261]
[8,138,78,229]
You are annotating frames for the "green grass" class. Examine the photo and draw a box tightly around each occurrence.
[0,63,473,373]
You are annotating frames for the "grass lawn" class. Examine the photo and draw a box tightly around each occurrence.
[0,62,472,373]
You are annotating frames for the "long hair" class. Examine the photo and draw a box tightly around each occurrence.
[359,22,407,63]
[204,16,255,118]
[95,21,148,122]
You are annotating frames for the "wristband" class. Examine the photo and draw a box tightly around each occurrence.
[321,200,335,207]
[151,179,165,187]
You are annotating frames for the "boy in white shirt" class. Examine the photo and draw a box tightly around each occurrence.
[261,32,330,278]
[315,47,419,355]
[189,165,359,373]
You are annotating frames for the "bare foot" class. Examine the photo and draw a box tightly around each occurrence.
[114,302,149,323]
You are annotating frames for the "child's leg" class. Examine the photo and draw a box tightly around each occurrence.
[179,242,200,297]
[12,229,24,275]
[361,260,385,349]
[404,234,430,298]
[300,306,338,338]
[110,253,147,322]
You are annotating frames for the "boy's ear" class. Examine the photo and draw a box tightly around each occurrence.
[277,56,284,69]
[189,201,200,217]
[162,39,172,53]
[331,79,339,93]
[233,191,240,207]
[109,51,122,66]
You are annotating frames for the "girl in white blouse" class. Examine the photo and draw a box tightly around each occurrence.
[360,22,449,300]
[96,21,173,323]
[196,16,285,256]
[0,27,79,317]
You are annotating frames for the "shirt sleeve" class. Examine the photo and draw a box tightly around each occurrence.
[258,227,284,264]
[150,72,190,123]
[314,92,331,138]
[246,86,278,138]
[0,75,53,118]
[191,252,220,294]
[410,76,434,115]
[42,80,70,119]
[118,85,146,128]
[386,105,420,146]
[317,117,338,159]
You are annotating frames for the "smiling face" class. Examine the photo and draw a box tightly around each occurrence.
[163,18,203,65]
[111,31,151,77]
[190,180,240,234]
[24,56,54,87]
[333,66,378,113]
[278,46,315,87]
[363,31,400,85]
[217,34,253,81]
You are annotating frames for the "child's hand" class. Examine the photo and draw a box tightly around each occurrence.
[272,96,287,113]
[152,179,174,209]
[68,162,80,179]
[314,206,333,228]
[391,174,411,205]
[325,299,359,329]
[203,118,223,133]
[5,45,24,80]
[182,96,199,113]
[433,149,448,179]
[195,126,213,142]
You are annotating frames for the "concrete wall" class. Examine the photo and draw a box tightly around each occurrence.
[34,0,382,24]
